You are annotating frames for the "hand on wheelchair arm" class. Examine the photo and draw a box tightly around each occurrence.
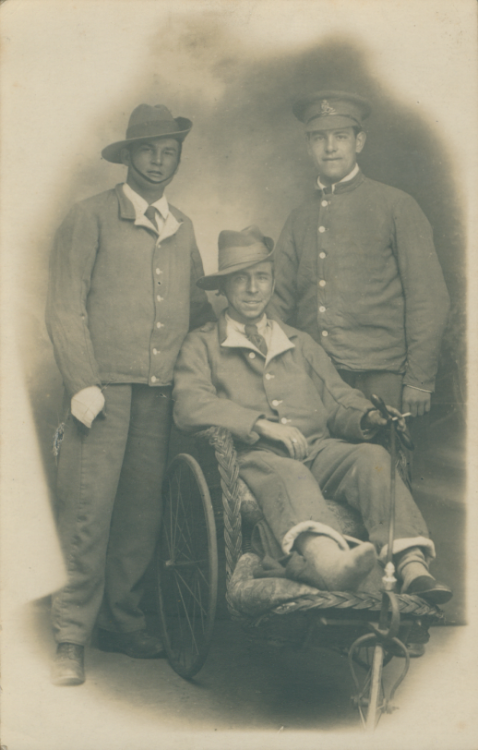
[253,418,309,460]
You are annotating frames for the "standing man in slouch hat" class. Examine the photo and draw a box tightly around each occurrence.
[46,104,214,685]
[268,91,449,425]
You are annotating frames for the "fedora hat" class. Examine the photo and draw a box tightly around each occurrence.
[197,226,274,291]
[102,104,192,163]
[293,90,371,132]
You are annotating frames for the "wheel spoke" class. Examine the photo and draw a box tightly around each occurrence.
[174,568,209,619]
[173,571,200,656]
[157,453,218,678]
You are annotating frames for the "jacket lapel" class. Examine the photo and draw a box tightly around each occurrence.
[218,311,296,363]
[115,184,182,241]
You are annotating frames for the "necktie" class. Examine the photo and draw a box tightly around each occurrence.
[245,323,268,356]
[144,205,158,232]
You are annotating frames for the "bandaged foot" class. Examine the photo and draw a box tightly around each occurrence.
[288,534,377,592]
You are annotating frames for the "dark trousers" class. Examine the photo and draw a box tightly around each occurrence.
[336,369,403,409]
[337,369,413,483]
[238,440,433,562]
[51,384,172,645]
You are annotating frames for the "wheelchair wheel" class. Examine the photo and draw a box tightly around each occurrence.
[157,453,218,679]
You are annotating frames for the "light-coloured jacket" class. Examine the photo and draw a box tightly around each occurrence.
[46,185,214,395]
[173,313,375,459]
[267,171,450,392]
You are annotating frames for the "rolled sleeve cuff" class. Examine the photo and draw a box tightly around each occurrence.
[282,521,349,556]
[379,536,436,562]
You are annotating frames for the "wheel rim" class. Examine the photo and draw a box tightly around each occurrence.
[157,453,218,678]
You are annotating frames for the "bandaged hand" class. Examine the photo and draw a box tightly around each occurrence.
[71,386,105,428]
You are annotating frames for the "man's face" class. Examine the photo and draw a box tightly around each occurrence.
[223,261,275,325]
[121,137,180,190]
[307,127,366,185]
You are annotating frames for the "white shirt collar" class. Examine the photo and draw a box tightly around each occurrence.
[223,313,294,364]
[122,183,169,221]
[317,163,360,193]
[225,312,270,338]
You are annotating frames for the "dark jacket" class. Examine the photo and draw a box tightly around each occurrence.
[173,313,375,460]
[46,185,214,396]
[267,171,449,392]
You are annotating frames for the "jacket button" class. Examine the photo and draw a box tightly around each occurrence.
[265,373,274,380]
[319,280,326,287]
[272,399,282,407]
[151,376,157,383]
[155,268,162,275]
[280,417,290,425]
[319,306,326,313]
[156,322,164,329]
[322,330,328,337]
[156,295,163,302]
[248,352,256,359]
[319,252,326,259]
[321,200,328,207]
[152,348,159,355]
[318,226,326,233]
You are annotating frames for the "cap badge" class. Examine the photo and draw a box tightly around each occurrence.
[320,100,337,116]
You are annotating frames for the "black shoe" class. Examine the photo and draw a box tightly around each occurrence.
[386,641,426,658]
[405,575,453,605]
[98,629,165,659]
[51,643,85,686]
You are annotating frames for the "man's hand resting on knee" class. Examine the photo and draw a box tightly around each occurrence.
[253,418,309,460]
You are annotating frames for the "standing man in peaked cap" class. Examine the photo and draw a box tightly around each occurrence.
[268,91,449,431]
[46,104,214,685]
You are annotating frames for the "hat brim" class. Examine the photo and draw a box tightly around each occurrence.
[101,117,192,164]
[197,250,275,291]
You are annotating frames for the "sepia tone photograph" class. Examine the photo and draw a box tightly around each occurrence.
[1,1,477,748]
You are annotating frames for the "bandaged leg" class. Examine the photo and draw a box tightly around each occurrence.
[288,532,377,591]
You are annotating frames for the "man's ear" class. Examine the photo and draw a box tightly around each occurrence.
[355,131,367,154]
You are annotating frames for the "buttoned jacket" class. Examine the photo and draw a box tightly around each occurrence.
[46,185,214,396]
[267,171,450,392]
[173,313,375,458]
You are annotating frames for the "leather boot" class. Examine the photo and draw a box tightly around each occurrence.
[396,546,452,604]
[51,643,85,686]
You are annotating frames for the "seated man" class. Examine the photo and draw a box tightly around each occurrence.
[173,226,452,603]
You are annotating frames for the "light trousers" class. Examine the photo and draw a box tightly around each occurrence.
[51,384,172,645]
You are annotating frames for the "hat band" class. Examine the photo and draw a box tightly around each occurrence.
[219,244,272,272]
[126,119,180,140]
[306,113,361,128]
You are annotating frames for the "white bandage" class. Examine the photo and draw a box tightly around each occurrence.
[71,386,105,428]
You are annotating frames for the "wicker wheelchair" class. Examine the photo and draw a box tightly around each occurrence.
[155,423,443,731]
